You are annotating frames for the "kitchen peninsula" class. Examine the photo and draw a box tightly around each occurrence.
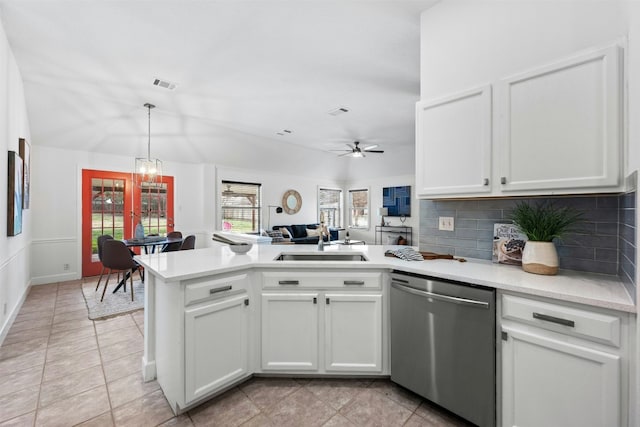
[136,244,635,424]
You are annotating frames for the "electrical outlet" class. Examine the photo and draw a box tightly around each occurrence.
[63,263,70,271]
[438,216,455,231]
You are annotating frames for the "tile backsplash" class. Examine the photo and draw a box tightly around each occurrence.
[419,194,636,294]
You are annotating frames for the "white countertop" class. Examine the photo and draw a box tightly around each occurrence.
[135,244,636,313]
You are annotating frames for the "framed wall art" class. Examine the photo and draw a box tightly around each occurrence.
[7,151,23,236]
[382,186,411,217]
[19,138,30,209]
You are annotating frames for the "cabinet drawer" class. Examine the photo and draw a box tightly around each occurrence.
[502,294,621,347]
[185,273,248,306]
[262,271,382,289]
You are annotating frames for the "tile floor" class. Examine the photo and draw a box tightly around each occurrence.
[0,279,473,427]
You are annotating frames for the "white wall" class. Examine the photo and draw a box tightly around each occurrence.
[0,16,31,343]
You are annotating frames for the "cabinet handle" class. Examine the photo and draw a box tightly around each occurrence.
[313,297,317,304]
[532,312,575,327]
[209,285,232,294]
[483,178,489,186]
[278,280,299,285]
[326,297,330,305]
[244,299,249,306]
[500,176,507,185]
[344,280,365,285]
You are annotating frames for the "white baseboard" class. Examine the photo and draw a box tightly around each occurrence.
[142,356,157,382]
[0,280,31,347]
[31,272,80,286]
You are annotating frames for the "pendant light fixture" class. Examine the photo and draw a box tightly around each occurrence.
[135,103,162,183]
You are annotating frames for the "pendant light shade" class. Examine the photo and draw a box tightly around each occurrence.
[135,103,162,183]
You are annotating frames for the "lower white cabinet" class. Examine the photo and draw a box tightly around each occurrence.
[261,293,320,371]
[500,293,628,427]
[324,293,382,372]
[184,293,250,403]
[261,291,383,374]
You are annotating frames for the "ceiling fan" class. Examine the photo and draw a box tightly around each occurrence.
[332,141,384,158]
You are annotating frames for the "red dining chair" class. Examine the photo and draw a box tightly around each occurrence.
[100,240,140,302]
[180,235,196,250]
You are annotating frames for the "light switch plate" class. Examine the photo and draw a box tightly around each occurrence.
[438,216,454,231]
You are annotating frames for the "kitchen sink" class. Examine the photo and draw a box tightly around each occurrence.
[275,253,368,261]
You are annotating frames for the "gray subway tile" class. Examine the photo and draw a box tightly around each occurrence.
[581,208,618,222]
[454,248,493,260]
[456,219,477,229]
[595,222,618,236]
[476,199,520,210]
[477,220,499,230]
[556,246,595,260]
[595,248,618,263]
[457,210,502,220]
[560,258,618,275]
[621,192,636,209]
[455,228,492,240]
[435,237,477,249]
[419,244,455,255]
[434,200,478,210]
[596,196,619,209]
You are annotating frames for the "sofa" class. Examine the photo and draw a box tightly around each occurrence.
[271,224,339,244]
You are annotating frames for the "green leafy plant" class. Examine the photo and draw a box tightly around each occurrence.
[510,202,583,242]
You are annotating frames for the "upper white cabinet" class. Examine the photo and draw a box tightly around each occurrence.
[498,45,621,192]
[416,43,623,198]
[416,85,492,197]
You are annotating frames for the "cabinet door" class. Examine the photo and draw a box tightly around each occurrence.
[502,326,620,427]
[324,293,382,372]
[184,294,249,404]
[261,293,319,371]
[498,45,621,192]
[415,85,492,197]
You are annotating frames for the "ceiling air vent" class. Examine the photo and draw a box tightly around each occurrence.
[328,106,349,116]
[153,78,178,91]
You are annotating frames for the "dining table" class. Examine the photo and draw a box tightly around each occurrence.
[112,235,184,294]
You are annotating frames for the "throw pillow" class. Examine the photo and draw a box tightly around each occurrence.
[279,228,293,239]
[291,224,307,238]
[266,230,285,243]
[386,235,400,245]
[306,228,321,237]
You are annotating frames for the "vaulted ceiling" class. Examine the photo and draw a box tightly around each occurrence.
[0,0,436,168]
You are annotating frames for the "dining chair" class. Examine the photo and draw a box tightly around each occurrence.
[162,231,183,252]
[180,235,196,250]
[95,234,114,291]
[100,240,140,302]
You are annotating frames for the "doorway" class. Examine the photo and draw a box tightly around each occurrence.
[81,169,174,277]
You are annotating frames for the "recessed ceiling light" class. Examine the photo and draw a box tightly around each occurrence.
[276,132,285,136]
[283,129,292,134]
[153,77,178,91]
[328,106,349,116]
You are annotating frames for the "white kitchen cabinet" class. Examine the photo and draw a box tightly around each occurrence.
[324,293,382,372]
[498,45,621,192]
[415,85,492,197]
[261,292,319,371]
[500,293,629,427]
[184,293,249,403]
[416,43,623,198]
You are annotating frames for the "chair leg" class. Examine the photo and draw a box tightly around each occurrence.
[139,266,144,283]
[130,268,135,302]
[100,271,112,302]
[95,265,106,291]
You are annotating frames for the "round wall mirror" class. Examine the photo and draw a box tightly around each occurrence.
[282,189,302,214]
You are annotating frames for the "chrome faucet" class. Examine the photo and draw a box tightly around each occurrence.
[318,224,327,251]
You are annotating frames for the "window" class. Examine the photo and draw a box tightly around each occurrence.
[348,188,369,229]
[318,188,342,228]
[221,180,261,233]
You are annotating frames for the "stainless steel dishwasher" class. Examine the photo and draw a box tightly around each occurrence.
[390,271,495,427]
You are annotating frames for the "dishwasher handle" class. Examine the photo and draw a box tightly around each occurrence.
[391,282,490,309]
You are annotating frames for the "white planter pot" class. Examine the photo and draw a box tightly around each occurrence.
[521,241,559,275]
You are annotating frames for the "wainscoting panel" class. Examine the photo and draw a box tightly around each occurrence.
[31,238,78,285]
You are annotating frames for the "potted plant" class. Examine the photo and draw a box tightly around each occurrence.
[510,202,582,275]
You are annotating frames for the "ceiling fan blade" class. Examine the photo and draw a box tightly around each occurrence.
[362,144,378,151]
[339,152,354,157]
[366,150,384,153]
[330,149,352,152]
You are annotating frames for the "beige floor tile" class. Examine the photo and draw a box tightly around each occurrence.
[14,310,54,324]
[0,350,46,377]
[98,337,143,363]
[49,317,94,334]
[131,310,144,329]
[107,372,160,409]
[35,385,110,427]
[239,377,300,410]
[340,389,413,427]
[322,414,357,427]
[0,365,43,398]
[53,302,88,315]
[0,411,36,426]
[190,388,260,427]
[52,308,88,324]
[94,316,136,335]
[39,365,105,408]
[0,385,39,424]
[368,379,423,411]
[264,388,335,427]
[7,318,53,333]
[304,379,368,411]
[42,348,101,382]
[158,414,194,427]
[403,413,436,427]
[97,327,141,349]
[73,411,114,427]
[240,414,275,427]
[414,401,471,427]
[47,325,95,347]
[18,302,55,315]
[111,389,174,427]
[45,335,98,363]
[3,326,51,346]
[102,351,143,383]
[0,337,48,361]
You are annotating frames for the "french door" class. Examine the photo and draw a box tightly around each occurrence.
[82,169,174,277]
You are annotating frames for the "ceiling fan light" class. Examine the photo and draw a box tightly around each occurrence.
[352,151,364,158]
